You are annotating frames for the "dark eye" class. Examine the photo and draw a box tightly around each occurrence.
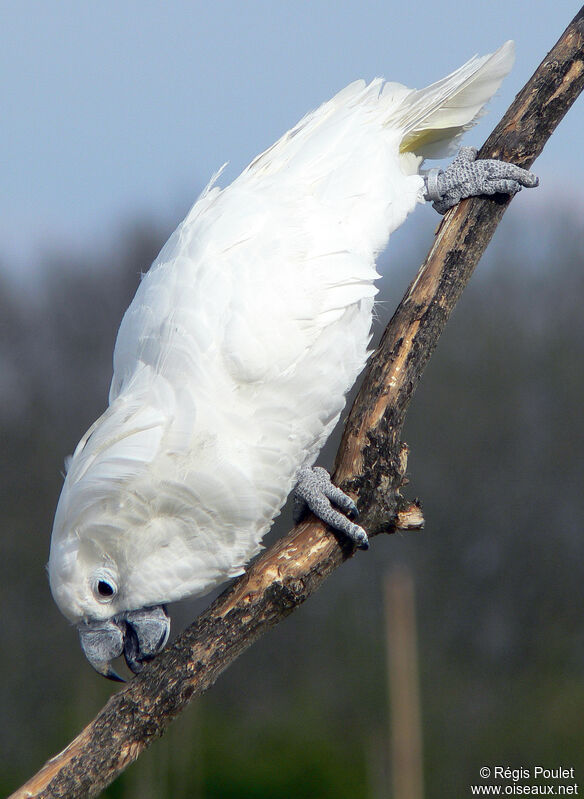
[92,571,118,602]
[97,580,114,597]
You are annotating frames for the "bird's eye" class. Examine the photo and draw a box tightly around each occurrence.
[97,580,114,597]
[91,571,118,602]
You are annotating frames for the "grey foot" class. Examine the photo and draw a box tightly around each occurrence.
[293,466,369,550]
[424,146,539,214]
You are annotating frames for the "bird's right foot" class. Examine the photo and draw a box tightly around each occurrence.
[293,466,369,550]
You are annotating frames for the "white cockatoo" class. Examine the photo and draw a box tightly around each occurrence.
[48,41,537,679]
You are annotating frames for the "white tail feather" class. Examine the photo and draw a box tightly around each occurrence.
[398,40,515,159]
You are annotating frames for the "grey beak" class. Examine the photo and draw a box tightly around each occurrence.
[122,606,171,675]
[78,618,125,681]
[78,605,170,681]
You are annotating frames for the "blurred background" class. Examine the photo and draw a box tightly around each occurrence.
[2,2,583,797]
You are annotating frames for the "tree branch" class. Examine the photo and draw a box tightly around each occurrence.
[11,9,584,798]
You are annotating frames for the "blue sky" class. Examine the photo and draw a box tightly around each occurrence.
[2,1,582,273]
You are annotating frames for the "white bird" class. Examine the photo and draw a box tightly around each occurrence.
[48,41,537,679]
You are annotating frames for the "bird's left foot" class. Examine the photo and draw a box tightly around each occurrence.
[293,466,369,550]
[424,146,539,214]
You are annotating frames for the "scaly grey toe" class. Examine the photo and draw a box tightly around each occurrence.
[424,146,539,214]
[293,466,369,549]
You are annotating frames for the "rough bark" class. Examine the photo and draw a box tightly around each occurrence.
[10,7,584,798]
[334,9,584,523]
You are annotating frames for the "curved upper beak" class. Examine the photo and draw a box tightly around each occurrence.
[78,605,170,681]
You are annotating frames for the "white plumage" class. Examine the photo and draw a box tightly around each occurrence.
[49,43,514,625]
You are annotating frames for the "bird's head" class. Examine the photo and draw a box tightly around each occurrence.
[49,545,171,681]
[48,393,227,680]
[47,397,175,681]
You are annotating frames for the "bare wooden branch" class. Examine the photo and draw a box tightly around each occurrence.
[10,8,584,798]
